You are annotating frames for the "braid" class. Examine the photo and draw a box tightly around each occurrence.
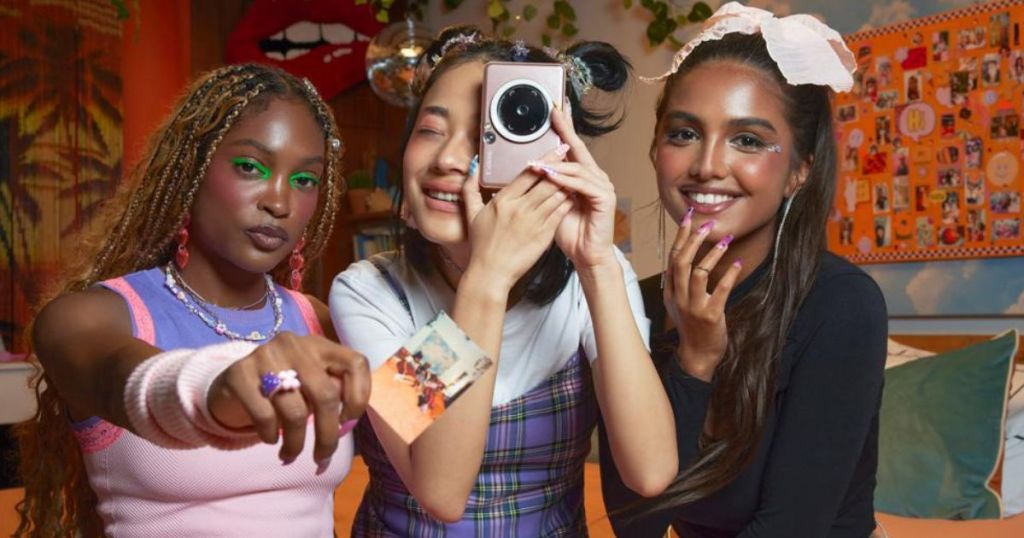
[14,63,345,537]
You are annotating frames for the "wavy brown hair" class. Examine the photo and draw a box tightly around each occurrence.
[13,63,344,537]
[642,33,838,511]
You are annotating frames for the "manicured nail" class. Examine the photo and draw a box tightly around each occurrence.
[281,457,296,466]
[697,220,715,234]
[338,419,358,438]
[681,206,694,226]
[467,154,479,177]
[541,166,558,178]
[555,143,570,157]
[316,457,333,475]
[717,234,734,249]
[733,258,742,267]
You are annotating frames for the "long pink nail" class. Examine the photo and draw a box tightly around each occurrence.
[717,234,734,249]
[733,258,742,267]
[697,220,715,234]
[681,206,694,226]
[541,166,558,178]
[555,143,570,157]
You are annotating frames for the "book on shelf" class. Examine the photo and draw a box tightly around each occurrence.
[352,225,395,260]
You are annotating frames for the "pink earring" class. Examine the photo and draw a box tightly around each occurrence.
[175,214,191,269]
[289,237,306,291]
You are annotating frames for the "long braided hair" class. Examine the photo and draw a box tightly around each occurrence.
[13,63,344,537]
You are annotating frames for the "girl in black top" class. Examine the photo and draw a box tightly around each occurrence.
[599,3,887,537]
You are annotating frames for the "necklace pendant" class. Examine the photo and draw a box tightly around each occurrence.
[248,330,263,340]
[215,322,227,335]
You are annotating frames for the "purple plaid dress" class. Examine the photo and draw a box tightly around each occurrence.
[352,350,597,537]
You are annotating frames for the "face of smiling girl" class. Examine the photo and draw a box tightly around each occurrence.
[402,61,484,248]
[654,61,805,256]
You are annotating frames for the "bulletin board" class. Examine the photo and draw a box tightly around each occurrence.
[828,0,1024,264]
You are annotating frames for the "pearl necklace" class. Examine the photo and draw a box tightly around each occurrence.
[163,263,284,342]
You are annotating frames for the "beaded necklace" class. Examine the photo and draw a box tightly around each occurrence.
[163,263,284,342]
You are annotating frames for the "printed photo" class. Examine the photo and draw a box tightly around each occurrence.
[940,114,956,137]
[839,217,854,246]
[1011,51,1024,83]
[932,31,949,62]
[989,12,1010,50]
[965,174,985,205]
[916,216,935,248]
[990,191,1022,213]
[862,144,888,175]
[936,145,960,165]
[982,53,1001,86]
[874,216,891,248]
[874,182,890,213]
[874,90,899,111]
[965,137,983,168]
[892,176,910,211]
[957,26,986,50]
[369,313,494,444]
[915,185,930,212]
[938,225,965,247]
[937,166,962,188]
[991,111,1020,139]
[876,56,893,88]
[904,71,922,102]
[875,115,892,145]
[837,104,858,123]
[967,209,986,242]
[993,218,1021,240]
[843,145,860,172]
[941,190,960,224]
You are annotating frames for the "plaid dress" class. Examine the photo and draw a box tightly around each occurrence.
[352,350,597,537]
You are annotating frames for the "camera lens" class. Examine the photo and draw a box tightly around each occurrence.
[496,84,549,138]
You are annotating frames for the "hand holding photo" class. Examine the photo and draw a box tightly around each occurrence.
[369,312,494,444]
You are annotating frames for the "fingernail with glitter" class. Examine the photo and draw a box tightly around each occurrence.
[717,234,734,249]
[555,143,570,157]
[697,220,715,235]
[681,206,694,226]
[541,166,558,178]
[467,154,479,177]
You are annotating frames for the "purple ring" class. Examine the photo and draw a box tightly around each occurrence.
[260,371,282,398]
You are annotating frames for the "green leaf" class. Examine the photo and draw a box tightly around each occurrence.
[547,14,561,29]
[624,0,633,9]
[523,4,537,21]
[641,0,655,9]
[487,0,506,19]
[555,1,576,21]
[502,26,516,38]
[542,33,552,46]
[647,18,673,45]
[676,15,688,26]
[375,9,389,23]
[562,23,578,37]
[689,1,713,22]
[653,2,668,19]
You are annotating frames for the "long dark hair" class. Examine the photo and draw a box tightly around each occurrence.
[397,25,630,305]
[14,64,343,537]
[647,33,838,508]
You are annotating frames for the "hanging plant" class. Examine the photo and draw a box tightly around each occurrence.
[349,1,711,48]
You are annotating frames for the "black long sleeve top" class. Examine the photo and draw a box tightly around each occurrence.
[599,252,888,538]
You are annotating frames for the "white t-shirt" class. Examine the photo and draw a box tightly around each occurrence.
[328,249,650,406]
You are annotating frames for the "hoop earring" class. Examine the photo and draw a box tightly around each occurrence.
[175,214,191,270]
[762,195,795,305]
[289,237,306,291]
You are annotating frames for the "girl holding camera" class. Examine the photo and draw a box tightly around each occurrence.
[329,26,676,535]
[599,4,888,537]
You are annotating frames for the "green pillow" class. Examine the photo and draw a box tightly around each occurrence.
[876,330,1018,520]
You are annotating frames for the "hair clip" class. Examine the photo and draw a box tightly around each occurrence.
[564,55,594,97]
[439,33,479,59]
[302,78,321,99]
[330,138,342,151]
[511,40,529,62]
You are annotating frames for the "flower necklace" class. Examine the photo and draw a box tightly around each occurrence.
[163,263,284,342]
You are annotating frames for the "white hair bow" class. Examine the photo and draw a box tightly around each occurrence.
[643,2,857,93]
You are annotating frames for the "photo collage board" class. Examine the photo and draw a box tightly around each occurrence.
[828,0,1024,264]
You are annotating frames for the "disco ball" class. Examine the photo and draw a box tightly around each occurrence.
[365,18,433,107]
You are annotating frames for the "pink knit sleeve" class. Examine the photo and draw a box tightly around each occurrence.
[124,341,261,450]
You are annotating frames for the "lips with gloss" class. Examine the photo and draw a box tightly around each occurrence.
[682,190,740,214]
[225,0,383,99]
[246,225,289,251]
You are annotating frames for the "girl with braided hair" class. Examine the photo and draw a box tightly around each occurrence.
[329,26,677,535]
[16,63,370,537]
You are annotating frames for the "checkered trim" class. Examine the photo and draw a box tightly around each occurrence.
[845,0,1022,42]
[842,244,1024,264]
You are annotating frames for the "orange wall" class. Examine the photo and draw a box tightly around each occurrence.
[120,1,191,171]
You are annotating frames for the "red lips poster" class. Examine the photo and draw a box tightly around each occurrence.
[226,0,385,99]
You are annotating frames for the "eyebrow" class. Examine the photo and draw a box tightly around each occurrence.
[665,111,778,134]
[422,105,449,119]
[228,138,324,167]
